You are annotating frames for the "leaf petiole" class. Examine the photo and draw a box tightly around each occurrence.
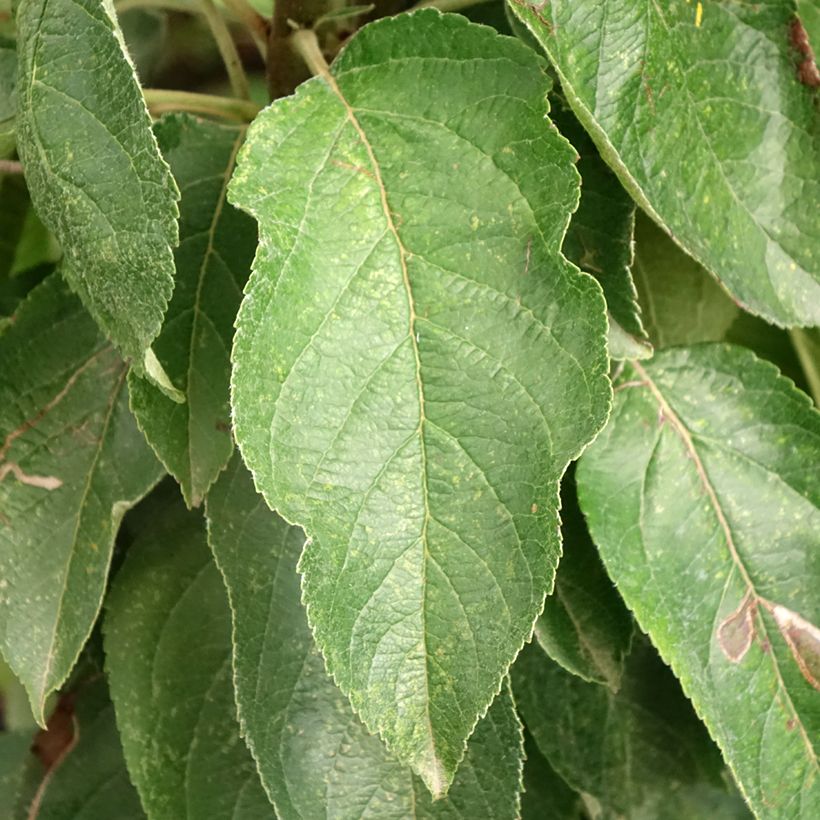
[142,88,261,122]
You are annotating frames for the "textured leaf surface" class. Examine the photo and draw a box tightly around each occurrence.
[0,275,163,723]
[207,453,525,819]
[632,213,739,348]
[533,477,632,691]
[577,345,820,817]
[515,639,749,819]
[510,0,820,326]
[129,115,255,507]
[104,491,273,820]
[555,106,649,360]
[15,0,179,361]
[229,10,610,791]
[0,731,30,812]
[15,679,144,820]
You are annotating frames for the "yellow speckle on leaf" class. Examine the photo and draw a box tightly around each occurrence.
[695,2,703,27]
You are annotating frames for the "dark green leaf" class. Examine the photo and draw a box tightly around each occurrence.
[534,477,633,691]
[520,733,585,820]
[104,491,273,820]
[14,679,144,820]
[15,0,179,362]
[555,107,650,360]
[0,275,163,723]
[515,639,749,819]
[509,0,820,327]
[0,731,30,813]
[129,115,255,507]
[228,10,610,792]
[207,452,525,819]
[577,345,820,817]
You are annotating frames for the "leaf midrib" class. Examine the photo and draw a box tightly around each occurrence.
[316,60,442,788]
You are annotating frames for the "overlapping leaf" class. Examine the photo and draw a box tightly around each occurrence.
[0,275,163,723]
[129,115,255,507]
[15,0,179,361]
[228,10,610,792]
[13,679,144,820]
[207,453,525,819]
[104,491,273,820]
[577,345,820,817]
[510,0,820,327]
[533,477,633,691]
[515,639,751,819]
[555,106,649,360]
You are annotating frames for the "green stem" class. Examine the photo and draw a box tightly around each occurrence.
[289,28,329,78]
[222,0,269,58]
[198,0,251,99]
[142,88,260,122]
[411,0,493,12]
[789,328,820,406]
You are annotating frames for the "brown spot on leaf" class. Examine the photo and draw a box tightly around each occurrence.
[32,692,76,768]
[718,593,756,663]
[790,18,820,87]
[215,420,231,434]
[771,604,820,691]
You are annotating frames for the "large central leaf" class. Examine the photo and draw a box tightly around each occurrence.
[229,10,610,794]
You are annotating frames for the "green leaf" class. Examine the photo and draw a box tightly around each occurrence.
[509,0,820,327]
[228,10,610,793]
[554,106,650,361]
[104,490,273,820]
[533,476,633,691]
[632,213,739,348]
[576,345,820,817]
[206,452,525,819]
[0,732,30,813]
[520,733,585,820]
[0,36,15,158]
[514,639,749,819]
[15,0,179,361]
[129,115,255,507]
[14,679,144,820]
[0,275,163,724]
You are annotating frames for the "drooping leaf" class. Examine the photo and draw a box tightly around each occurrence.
[0,275,163,724]
[509,0,820,327]
[632,213,739,348]
[520,733,585,820]
[13,679,144,820]
[514,639,751,819]
[228,10,610,792]
[104,490,273,820]
[576,344,820,817]
[206,453,525,819]
[0,36,15,158]
[554,105,650,360]
[533,475,633,691]
[129,115,255,507]
[15,0,179,362]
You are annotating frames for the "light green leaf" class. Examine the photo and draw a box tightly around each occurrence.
[632,212,739,348]
[0,275,163,724]
[228,10,610,793]
[533,476,633,691]
[129,115,255,507]
[0,36,15,158]
[555,106,650,361]
[14,679,145,820]
[104,490,273,820]
[520,733,585,820]
[207,452,525,819]
[515,639,750,819]
[15,0,179,361]
[509,0,820,327]
[577,345,820,817]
